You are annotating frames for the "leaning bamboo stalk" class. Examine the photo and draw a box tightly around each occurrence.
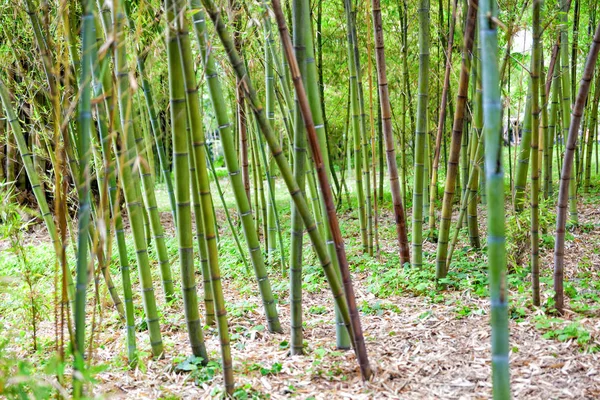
[428,0,459,238]
[554,21,600,314]
[113,0,163,358]
[299,0,350,349]
[0,81,69,293]
[585,67,600,192]
[435,0,478,279]
[201,0,371,380]
[559,0,579,224]
[271,0,372,379]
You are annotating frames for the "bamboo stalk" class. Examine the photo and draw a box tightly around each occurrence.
[371,0,410,265]
[479,1,511,397]
[554,21,600,314]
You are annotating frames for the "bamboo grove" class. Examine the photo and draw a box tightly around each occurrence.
[1,0,600,397]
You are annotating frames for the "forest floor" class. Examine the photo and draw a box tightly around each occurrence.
[2,178,600,399]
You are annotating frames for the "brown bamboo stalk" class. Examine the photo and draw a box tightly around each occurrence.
[372,0,410,265]
[553,21,600,314]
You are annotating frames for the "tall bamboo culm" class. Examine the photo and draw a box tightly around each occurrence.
[371,0,410,265]
[201,0,371,380]
[479,0,511,397]
[112,0,163,358]
[530,0,542,306]
[190,2,281,333]
[343,0,367,253]
[172,0,233,390]
[435,0,477,278]
[73,0,94,394]
[271,0,372,378]
[554,21,600,314]
[165,0,209,361]
[288,0,351,349]
[559,0,579,224]
[412,0,431,269]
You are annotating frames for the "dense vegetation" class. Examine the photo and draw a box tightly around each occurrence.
[0,0,600,398]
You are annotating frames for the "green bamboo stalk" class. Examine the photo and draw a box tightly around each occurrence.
[412,0,432,269]
[301,0,350,348]
[72,0,95,395]
[128,27,177,222]
[113,0,163,358]
[540,54,551,201]
[90,12,137,361]
[264,9,279,259]
[172,0,233,390]
[255,120,287,271]
[204,143,250,274]
[166,8,210,358]
[351,5,374,257]
[547,58,561,198]
[467,46,482,249]
[201,0,371,379]
[429,0,459,238]
[289,0,309,354]
[584,67,600,192]
[446,134,484,268]
[188,132,215,326]
[479,1,511,396]
[132,103,176,303]
[343,0,367,253]
[513,75,535,209]
[271,0,371,377]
